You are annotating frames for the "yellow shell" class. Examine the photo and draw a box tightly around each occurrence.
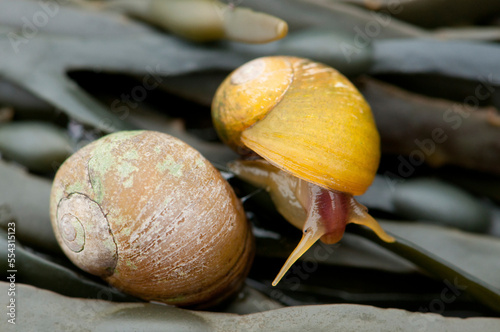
[212,56,380,196]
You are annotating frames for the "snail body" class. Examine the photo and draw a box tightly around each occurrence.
[212,56,394,285]
[50,131,254,308]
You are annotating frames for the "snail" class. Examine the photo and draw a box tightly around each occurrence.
[50,130,254,308]
[211,56,395,286]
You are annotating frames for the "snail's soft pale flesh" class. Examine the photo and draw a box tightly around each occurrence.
[230,159,394,285]
[212,56,395,286]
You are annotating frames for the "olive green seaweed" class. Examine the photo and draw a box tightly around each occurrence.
[351,222,500,313]
[3,282,500,332]
[0,122,72,173]
[0,161,60,253]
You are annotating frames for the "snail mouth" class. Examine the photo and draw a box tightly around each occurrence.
[272,183,394,286]
[315,188,350,245]
[56,193,118,277]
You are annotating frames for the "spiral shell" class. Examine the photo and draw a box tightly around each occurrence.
[50,130,254,308]
[212,56,380,195]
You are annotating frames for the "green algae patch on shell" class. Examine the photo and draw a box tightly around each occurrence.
[50,130,255,308]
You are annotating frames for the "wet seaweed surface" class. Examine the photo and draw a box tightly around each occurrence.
[1,0,500,330]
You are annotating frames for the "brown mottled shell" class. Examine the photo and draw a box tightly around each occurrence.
[50,131,254,308]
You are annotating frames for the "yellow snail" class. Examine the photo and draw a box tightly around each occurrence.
[212,56,395,286]
[50,131,254,308]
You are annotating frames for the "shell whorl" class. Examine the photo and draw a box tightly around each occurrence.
[56,193,117,277]
[212,57,294,155]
